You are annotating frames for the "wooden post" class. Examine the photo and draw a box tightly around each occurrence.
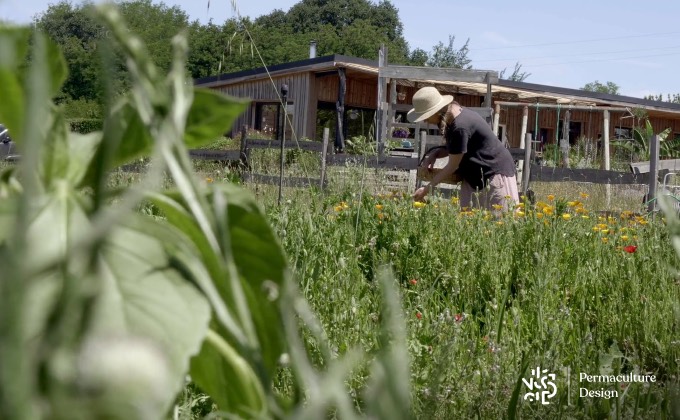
[561,110,570,168]
[484,72,493,126]
[320,127,329,189]
[521,133,532,193]
[517,108,528,187]
[376,45,388,156]
[648,134,660,212]
[493,103,501,139]
[335,68,346,153]
[278,85,289,206]
[239,125,249,168]
[519,106,538,153]
[602,110,611,206]
[602,110,610,170]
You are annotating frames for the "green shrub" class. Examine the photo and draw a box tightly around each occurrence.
[69,118,103,134]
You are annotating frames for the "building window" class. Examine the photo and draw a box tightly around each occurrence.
[255,102,294,140]
[614,126,632,139]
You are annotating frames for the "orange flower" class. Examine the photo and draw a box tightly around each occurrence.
[409,279,418,285]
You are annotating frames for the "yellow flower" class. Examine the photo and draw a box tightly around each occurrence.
[536,212,544,219]
[597,224,608,230]
[562,213,572,220]
[451,197,460,205]
[515,203,525,209]
[543,207,555,216]
[580,192,589,199]
[413,201,426,209]
[334,205,343,212]
[575,207,587,214]
[341,201,349,209]
[592,226,600,232]
[492,204,504,211]
[621,235,629,241]
[205,177,214,183]
[375,204,383,210]
[378,213,385,220]
[516,211,526,217]
[602,237,609,244]
[496,221,504,226]
[504,195,512,200]
[601,229,610,235]
[581,215,590,219]
[547,194,555,201]
[567,201,580,207]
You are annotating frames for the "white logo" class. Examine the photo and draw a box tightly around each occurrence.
[522,366,557,405]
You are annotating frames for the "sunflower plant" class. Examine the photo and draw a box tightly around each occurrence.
[0,7,410,420]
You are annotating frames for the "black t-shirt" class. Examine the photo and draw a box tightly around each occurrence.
[445,108,516,190]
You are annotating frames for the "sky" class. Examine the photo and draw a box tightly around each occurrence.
[2,0,680,98]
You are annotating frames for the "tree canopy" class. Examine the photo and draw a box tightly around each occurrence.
[581,80,620,95]
[28,0,524,116]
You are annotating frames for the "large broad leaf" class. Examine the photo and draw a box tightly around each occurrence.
[0,27,30,141]
[42,112,103,187]
[190,330,267,418]
[184,89,249,149]
[0,29,66,144]
[87,215,212,414]
[153,184,288,413]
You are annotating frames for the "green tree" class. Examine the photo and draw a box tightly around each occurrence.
[644,93,680,103]
[426,35,471,69]
[34,0,190,102]
[581,80,620,94]
[33,1,103,101]
[500,62,530,82]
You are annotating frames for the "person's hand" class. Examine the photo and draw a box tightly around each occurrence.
[413,186,428,202]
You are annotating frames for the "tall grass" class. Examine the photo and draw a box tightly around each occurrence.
[262,186,679,418]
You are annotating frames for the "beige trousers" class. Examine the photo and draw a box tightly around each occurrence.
[460,174,520,211]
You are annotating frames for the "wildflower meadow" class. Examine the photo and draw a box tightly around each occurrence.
[259,185,680,419]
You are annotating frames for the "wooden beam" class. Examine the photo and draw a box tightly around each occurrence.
[327,154,419,170]
[630,158,680,174]
[189,149,241,161]
[379,66,499,84]
[247,138,325,152]
[529,165,645,185]
[243,173,327,188]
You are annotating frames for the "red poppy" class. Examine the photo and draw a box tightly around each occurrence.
[416,312,422,319]
[623,245,637,253]
[454,313,464,323]
[409,279,418,285]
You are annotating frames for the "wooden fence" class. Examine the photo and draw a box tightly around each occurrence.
[188,128,675,211]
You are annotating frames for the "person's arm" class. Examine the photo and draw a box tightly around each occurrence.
[419,146,449,170]
[413,153,463,201]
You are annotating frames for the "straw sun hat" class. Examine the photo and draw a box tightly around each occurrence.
[406,86,453,123]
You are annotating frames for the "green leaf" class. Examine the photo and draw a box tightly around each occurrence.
[110,101,155,167]
[42,112,102,187]
[190,330,267,418]
[154,184,288,411]
[184,89,249,148]
[88,215,212,413]
[0,27,30,141]
[212,183,287,376]
[42,35,68,99]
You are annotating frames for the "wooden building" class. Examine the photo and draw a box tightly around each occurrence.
[194,54,680,150]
